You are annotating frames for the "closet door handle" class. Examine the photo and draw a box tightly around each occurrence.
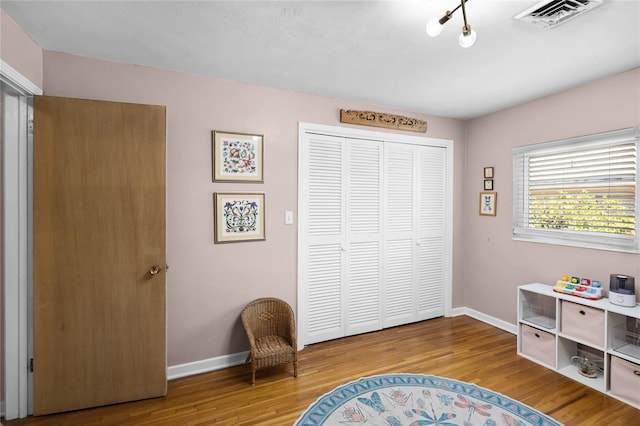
[579,310,586,315]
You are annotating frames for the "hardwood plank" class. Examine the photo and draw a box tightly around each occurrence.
[4,316,638,425]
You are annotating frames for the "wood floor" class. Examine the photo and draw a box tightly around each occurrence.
[4,316,639,425]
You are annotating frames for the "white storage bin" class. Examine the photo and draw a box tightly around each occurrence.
[610,356,640,406]
[521,324,556,367]
[561,301,604,347]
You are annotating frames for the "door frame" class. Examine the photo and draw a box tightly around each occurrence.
[1,59,42,420]
[297,122,454,348]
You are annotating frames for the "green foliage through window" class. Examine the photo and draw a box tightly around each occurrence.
[529,190,635,235]
[513,127,639,252]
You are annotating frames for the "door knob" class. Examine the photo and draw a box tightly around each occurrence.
[149,265,162,275]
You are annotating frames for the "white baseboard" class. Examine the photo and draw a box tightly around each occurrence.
[450,307,517,334]
[449,307,467,317]
[167,351,249,381]
[168,310,516,381]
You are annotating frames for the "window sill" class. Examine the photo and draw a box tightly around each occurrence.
[513,233,640,255]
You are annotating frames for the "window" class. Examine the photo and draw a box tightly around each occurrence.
[513,127,639,253]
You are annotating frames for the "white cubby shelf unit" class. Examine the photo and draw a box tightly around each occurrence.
[517,283,640,409]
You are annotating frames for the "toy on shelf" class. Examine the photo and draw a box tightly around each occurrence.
[553,274,603,300]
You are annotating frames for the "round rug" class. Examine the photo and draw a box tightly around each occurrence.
[294,373,562,426]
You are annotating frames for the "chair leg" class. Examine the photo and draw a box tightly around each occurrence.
[293,360,298,378]
[251,368,256,386]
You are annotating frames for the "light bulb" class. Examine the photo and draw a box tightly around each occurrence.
[458,28,477,48]
[426,18,444,37]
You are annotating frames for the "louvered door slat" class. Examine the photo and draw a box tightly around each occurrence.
[346,241,381,333]
[417,237,445,316]
[306,244,343,341]
[385,144,414,233]
[347,141,382,235]
[308,136,343,237]
[419,147,446,233]
[383,239,414,326]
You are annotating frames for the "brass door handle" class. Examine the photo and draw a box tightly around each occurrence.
[149,265,162,275]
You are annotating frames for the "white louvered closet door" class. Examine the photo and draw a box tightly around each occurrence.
[383,143,416,328]
[383,143,447,327]
[301,134,383,344]
[416,145,446,320]
[345,140,383,336]
[302,133,346,344]
[299,122,451,346]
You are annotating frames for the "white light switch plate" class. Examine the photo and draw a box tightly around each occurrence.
[285,211,294,225]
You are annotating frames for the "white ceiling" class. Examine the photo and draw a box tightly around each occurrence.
[2,0,639,119]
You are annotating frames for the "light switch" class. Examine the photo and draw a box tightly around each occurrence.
[285,211,294,225]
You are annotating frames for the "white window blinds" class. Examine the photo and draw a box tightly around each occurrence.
[513,127,639,253]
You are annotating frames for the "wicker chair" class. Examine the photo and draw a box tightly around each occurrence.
[240,297,298,385]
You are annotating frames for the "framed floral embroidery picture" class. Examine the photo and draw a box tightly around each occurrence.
[212,131,264,182]
[213,192,266,243]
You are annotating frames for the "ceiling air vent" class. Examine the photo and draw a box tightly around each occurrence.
[514,0,603,29]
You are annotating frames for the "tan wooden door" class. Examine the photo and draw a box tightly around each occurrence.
[33,96,167,415]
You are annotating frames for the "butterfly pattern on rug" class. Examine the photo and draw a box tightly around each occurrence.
[295,374,561,426]
[340,387,511,425]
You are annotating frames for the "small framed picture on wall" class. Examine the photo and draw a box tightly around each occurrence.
[213,192,266,243]
[483,166,494,179]
[212,131,264,182]
[479,191,497,216]
[484,179,493,191]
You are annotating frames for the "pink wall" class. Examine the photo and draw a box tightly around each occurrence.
[0,9,43,88]
[464,68,640,325]
[8,12,637,369]
[41,51,467,366]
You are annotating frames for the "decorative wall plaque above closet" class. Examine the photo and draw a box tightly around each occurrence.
[340,109,427,133]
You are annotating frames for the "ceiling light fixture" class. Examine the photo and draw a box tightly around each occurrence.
[426,0,477,48]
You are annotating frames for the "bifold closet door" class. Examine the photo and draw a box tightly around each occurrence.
[300,127,447,345]
[301,133,383,345]
[383,143,446,328]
